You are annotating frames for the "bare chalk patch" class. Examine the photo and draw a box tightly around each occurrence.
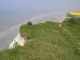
[9,33,25,49]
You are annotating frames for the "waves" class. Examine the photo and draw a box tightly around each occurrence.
[0,11,67,38]
[0,11,68,50]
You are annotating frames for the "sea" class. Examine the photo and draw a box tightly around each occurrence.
[0,10,67,51]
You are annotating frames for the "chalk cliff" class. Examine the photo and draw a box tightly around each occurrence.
[9,33,26,49]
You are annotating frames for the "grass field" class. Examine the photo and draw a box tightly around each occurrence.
[69,12,80,16]
[0,21,80,60]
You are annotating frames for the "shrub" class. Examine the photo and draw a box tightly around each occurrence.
[63,18,80,24]
[27,21,32,25]
[69,18,80,24]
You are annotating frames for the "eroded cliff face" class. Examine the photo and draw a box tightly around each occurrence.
[9,33,26,49]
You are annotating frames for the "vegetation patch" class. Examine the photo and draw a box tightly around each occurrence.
[0,21,80,60]
[27,21,32,25]
[63,17,80,24]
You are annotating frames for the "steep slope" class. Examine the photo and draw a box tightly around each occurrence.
[0,22,80,60]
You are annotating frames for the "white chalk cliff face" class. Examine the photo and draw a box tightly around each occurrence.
[9,33,25,49]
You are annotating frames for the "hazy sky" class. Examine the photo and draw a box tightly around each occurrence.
[0,0,80,11]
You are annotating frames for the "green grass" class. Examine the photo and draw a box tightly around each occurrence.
[0,21,80,60]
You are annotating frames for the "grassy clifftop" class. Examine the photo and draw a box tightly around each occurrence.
[0,21,80,60]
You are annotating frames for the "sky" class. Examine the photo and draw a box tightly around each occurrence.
[0,0,80,12]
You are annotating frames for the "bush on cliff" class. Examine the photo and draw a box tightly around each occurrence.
[27,21,32,25]
[63,17,80,25]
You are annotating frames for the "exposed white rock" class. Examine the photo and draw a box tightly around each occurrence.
[59,24,62,27]
[9,33,25,49]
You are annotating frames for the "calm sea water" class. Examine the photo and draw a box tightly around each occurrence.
[0,10,67,51]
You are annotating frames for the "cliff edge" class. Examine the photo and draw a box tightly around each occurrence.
[9,33,26,49]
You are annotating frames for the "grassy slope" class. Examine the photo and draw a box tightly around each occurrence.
[0,22,80,60]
